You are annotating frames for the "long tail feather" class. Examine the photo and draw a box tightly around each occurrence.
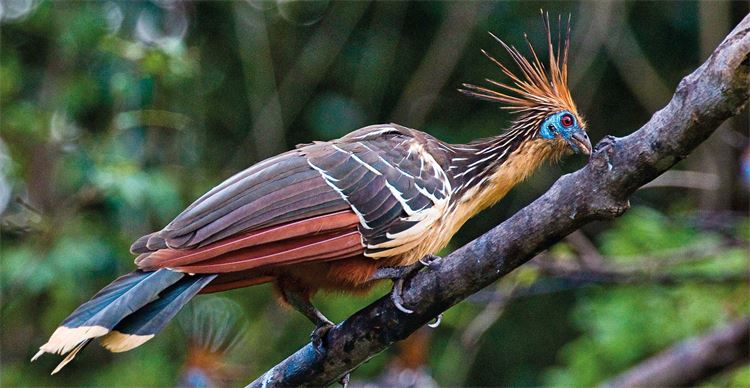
[100,274,216,352]
[34,269,214,373]
[33,269,183,359]
[51,339,91,375]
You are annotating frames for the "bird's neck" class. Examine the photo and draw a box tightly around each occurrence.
[446,130,563,218]
[448,128,530,195]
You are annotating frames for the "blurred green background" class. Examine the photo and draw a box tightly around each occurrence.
[1,1,749,386]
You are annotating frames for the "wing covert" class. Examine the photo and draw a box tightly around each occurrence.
[304,124,452,258]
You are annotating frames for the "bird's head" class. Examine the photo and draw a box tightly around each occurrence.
[539,109,590,155]
[460,12,592,156]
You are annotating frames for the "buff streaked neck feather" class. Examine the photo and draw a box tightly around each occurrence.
[454,138,567,216]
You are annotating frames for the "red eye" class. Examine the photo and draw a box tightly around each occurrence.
[561,114,574,127]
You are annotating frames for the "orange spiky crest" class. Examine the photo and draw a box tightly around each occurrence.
[460,12,582,126]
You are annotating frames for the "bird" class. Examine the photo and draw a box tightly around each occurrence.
[33,13,591,374]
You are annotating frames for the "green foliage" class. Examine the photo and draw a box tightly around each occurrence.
[600,207,711,257]
[543,208,750,386]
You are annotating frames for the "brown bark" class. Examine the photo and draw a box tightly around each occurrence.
[247,14,750,387]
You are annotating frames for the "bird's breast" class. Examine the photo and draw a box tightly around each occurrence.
[387,139,562,265]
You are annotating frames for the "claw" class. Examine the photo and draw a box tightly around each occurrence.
[427,313,443,328]
[391,278,414,314]
[280,285,337,353]
[419,254,442,267]
[339,373,350,387]
[372,255,444,315]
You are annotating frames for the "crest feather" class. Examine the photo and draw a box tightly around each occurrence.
[460,11,578,117]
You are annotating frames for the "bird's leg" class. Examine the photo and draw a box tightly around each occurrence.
[280,288,351,387]
[280,288,333,354]
[370,254,443,314]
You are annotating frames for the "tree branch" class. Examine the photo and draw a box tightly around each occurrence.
[602,316,750,387]
[248,15,750,387]
[533,259,750,286]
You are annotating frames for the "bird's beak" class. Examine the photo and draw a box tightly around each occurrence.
[567,131,592,155]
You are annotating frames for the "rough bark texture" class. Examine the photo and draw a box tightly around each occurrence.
[247,14,750,387]
[602,317,750,388]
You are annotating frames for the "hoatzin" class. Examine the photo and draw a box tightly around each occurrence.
[34,16,591,374]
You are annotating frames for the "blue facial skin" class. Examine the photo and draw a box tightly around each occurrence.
[539,110,590,154]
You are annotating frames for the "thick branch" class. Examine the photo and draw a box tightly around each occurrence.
[248,15,750,387]
[602,317,750,387]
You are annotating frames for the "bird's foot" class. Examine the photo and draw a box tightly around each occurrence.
[370,254,443,314]
[419,254,442,267]
[593,135,618,171]
[310,320,335,355]
[594,135,618,154]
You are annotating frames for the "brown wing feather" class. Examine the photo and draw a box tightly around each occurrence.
[173,230,363,273]
[139,150,351,251]
[200,275,276,294]
[136,211,360,269]
[130,148,367,282]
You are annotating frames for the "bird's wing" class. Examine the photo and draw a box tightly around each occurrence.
[133,150,350,251]
[133,124,452,274]
[132,149,360,273]
[307,124,453,258]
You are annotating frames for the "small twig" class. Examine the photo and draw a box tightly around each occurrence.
[352,1,408,116]
[608,241,738,272]
[603,7,672,112]
[640,170,720,190]
[564,230,605,269]
[389,2,487,127]
[602,316,750,387]
[569,1,616,89]
[14,196,42,216]
[230,2,369,165]
[460,283,518,349]
[533,259,749,286]
[544,237,741,274]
